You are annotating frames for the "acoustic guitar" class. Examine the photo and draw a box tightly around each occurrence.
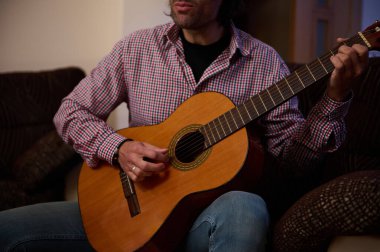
[78,22,380,252]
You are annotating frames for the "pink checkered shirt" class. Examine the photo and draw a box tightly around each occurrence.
[54,22,350,168]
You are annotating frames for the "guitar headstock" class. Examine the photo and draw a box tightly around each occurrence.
[363,20,380,51]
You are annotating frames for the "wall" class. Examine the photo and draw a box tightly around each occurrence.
[362,0,380,29]
[0,0,124,74]
[362,0,380,57]
[0,0,170,129]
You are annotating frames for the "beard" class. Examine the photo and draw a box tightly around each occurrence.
[169,0,220,30]
[170,0,197,29]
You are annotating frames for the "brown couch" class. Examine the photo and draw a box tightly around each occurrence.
[0,67,85,211]
[264,57,380,251]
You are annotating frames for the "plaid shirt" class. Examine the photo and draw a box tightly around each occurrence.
[54,22,350,168]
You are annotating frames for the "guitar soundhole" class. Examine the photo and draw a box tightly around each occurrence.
[175,131,205,163]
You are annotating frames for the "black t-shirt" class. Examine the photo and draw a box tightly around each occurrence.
[180,31,230,82]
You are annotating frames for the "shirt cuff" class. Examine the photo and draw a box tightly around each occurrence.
[97,133,128,165]
[317,91,353,120]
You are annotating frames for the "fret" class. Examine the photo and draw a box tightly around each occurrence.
[329,49,335,56]
[212,120,221,140]
[266,89,276,106]
[321,55,335,72]
[275,82,285,100]
[305,64,316,81]
[217,117,227,136]
[242,103,252,120]
[236,103,252,124]
[308,60,327,80]
[317,57,328,73]
[200,127,212,147]
[236,107,246,125]
[229,110,239,129]
[284,77,295,94]
[258,94,268,111]
[249,98,259,116]
[294,71,305,88]
[298,66,317,89]
[207,123,216,143]
[223,113,232,133]
[251,95,267,115]
[276,80,292,101]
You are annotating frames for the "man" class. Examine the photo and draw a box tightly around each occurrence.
[0,0,368,251]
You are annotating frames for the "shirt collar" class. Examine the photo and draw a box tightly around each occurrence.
[162,21,252,57]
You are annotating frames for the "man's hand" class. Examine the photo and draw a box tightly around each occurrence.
[327,38,369,101]
[118,141,169,182]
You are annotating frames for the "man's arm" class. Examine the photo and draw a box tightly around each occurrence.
[54,39,128,167]
[263,42,368,169]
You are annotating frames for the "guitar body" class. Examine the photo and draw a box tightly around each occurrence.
[78,92,264,252]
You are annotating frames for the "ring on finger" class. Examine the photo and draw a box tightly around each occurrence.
[131,165,137,171]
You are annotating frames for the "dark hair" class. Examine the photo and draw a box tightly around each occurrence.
[218,0,244,26]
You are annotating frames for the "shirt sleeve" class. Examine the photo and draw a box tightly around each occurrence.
[54,39,129,167]
[261,62,352,168]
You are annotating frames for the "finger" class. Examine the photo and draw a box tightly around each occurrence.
[124,168,140,182]
[140,143,169,163]
[143,142,168,154]
[337,46,356,72]
[336,37,348,43]
[330,53,345,77]
[124,164,152,182]
[134,158,168,173]
[352,44,369,75]
[130,163,154,177]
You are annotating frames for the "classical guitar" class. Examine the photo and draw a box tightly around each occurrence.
[78,22,380,252]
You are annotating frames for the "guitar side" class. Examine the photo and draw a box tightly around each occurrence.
[78,92,259,252]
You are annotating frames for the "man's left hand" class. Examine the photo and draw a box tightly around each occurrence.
[327,38,369,101]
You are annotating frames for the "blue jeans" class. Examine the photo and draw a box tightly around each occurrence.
[0,191,269,252]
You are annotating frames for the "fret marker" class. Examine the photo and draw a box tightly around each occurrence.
[358,31,372,48]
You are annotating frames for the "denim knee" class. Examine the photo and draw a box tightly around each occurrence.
[214,191,269,230]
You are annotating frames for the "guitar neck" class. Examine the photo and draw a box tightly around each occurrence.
[200,28,377,149]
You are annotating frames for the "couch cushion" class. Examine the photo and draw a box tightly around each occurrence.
[0,67,85,210]
[273,170,380,252]
[0,67,85,176]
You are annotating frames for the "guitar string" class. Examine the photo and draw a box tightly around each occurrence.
[173,29,375,160]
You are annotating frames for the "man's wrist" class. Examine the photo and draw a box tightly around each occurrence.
[112,139,133,167]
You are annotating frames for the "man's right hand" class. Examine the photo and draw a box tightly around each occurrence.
[117,141,169,182]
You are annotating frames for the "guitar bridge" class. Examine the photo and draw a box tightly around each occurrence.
[119,169,141,217]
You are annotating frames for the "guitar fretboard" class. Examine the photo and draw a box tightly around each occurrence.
[199,29,374,149]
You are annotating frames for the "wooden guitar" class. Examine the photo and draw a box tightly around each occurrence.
[78,22,380,252]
